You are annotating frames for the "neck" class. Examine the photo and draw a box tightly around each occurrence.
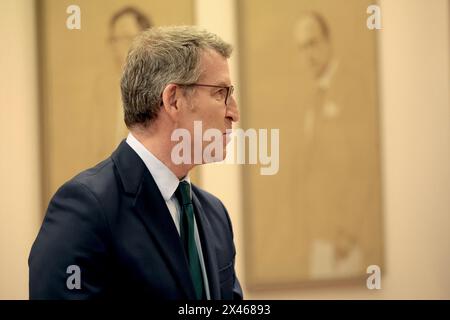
[130,127,195,180]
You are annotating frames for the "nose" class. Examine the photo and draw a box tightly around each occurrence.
[225,96,240,123]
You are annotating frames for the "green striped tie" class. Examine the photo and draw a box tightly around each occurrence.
[175,181,205,300]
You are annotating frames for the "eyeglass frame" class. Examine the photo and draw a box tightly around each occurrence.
[175,83,234,106]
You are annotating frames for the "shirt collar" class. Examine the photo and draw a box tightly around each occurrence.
[125,132,190,201]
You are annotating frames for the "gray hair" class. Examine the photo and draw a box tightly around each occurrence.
[120,25,233,128]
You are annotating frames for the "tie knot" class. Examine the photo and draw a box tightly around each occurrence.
[176,181,192,206]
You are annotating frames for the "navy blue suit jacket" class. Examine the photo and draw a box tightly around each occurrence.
[29,141,243,300]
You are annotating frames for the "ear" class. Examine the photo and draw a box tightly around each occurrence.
[161,83,181,122]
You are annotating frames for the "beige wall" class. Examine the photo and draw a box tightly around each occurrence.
[197,0,450,299]
[0,0,41,299]
[0,0,449,299]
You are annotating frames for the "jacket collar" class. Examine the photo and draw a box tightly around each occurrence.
[111,140,146,195]
[111,140,220,299]
[111,141,195,299]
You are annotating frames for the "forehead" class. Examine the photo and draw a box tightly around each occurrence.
[198,49,231,85]
[294,17,324,44]
[112,14,141,36]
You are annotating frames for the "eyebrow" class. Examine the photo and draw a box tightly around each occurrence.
[193,80,232,88]
[215,81,232,87]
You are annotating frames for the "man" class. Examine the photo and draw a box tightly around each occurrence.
[29,26,243,300]
[293,13,365,279]
[293,12,340,142]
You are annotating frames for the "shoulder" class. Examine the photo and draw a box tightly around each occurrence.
[30,160,115,299]
[70,157,116,191]
[47,156,118,217]
[57,157,120,203]
[49,156,122,222]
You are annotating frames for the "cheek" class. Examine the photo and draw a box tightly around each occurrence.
[201,107,225,126]
[188,97,226,128]
[211,110,226,129]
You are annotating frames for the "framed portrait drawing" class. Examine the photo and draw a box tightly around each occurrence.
[238,0,384,288]
[38,0,195,206]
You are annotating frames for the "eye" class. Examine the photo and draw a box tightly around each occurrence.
[215,88,226,99]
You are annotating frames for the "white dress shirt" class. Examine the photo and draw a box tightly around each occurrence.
[126,132,211,299]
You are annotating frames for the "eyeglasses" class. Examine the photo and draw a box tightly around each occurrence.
[177,83,234,106]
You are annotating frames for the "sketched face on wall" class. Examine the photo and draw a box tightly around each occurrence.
[294,12,332,80]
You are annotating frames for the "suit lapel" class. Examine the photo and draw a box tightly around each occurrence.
[134,174,197,299]
[111,141,196,299]
[192,191,221,300]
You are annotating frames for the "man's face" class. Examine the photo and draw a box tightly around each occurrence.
[110,14,141,68]
[178,49,239,162]
[294,16,332,80]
